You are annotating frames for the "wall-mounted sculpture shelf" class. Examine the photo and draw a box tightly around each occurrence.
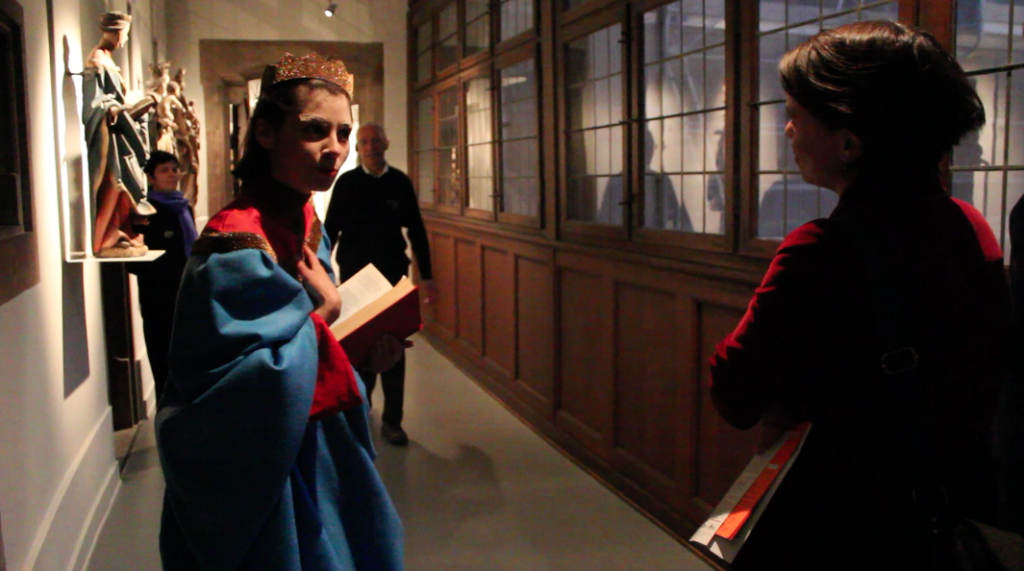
[66,250,166,263]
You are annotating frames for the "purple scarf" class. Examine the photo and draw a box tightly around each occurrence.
[148,191,198,256]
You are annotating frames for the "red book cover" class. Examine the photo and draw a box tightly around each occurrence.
[331,278,422,368]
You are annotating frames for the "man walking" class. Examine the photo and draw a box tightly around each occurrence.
[325,123,436,445]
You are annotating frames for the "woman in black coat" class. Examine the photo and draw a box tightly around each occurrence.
[131,151,197,404]
[710,21,1010,570]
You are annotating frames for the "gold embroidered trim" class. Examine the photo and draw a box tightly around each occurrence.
[306,217,323,254]
[191,230,278,263]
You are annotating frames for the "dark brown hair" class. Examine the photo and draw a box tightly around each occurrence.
[232,78,350,182]
[779,20,984,174]
[144,150,179,176]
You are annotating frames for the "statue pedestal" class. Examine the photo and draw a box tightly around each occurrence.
[97,250,165,430]
[68,250,167,263]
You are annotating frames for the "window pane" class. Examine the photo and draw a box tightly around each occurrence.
[417,97,434,151]
[468,144,494,211]
[466,78,492,144]
[467,0,488,21]
[439,3,458,38]
[500,0,533,42]
[465,0,491,59]
[417,151,435,203]
[642,0,726,234]
[416,97,435,203]
[566,24,624,224]
[500,58,539,218]
[417,20,433,83]
[418,21,432,54]
[644,173,685,230]
[418,51,432,84]
[438,4,459,70]
[957,0,1011,72]
[859,1,898,22]
[759,102,786,172]
[438,88,460,207]
[466,77,493,211]
[757,174,836,239]
[466,17,491,58]
[759,30,786,102]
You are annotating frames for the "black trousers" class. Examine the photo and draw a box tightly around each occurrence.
[357,353,406,426]
[140,299,175,405]
[342,258,411,427]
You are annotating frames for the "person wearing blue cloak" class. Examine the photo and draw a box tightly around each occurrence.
[155,53,404,570]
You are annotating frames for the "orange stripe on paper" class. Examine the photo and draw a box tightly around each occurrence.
[714,424,808,540]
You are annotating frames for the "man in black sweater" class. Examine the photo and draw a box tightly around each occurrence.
[324,123,436,445]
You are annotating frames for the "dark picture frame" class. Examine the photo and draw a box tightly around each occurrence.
[0,0,38,307]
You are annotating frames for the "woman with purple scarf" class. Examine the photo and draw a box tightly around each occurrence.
[130,150,198,403]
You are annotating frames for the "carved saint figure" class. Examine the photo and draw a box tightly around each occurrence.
[146,61,171,99]
[82,11,156,257]
[154,80,185,156]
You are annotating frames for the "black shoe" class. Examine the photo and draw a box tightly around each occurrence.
[381,423,408,446]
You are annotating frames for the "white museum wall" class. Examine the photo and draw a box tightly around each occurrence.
[0,0,164,570]
[164,0,410,223]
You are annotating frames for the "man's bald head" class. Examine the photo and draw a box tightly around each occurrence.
[357,122,390,175]
[358,123,388,144]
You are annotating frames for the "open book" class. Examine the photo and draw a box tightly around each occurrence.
[330,264,422,367]
[690,423,812,563]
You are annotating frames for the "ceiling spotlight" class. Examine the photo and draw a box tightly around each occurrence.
[325,1,337,17]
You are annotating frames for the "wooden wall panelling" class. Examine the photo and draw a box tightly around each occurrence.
[690,302,760,524]
[455,238,482,351]
[482,245,516,378]
[513,249,557,419]
[509,249,557,415]
[610,276,687,511]
[556,251,615,458]
[430,231,458,337]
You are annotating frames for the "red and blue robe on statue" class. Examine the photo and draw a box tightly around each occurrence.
[156,178,404,571]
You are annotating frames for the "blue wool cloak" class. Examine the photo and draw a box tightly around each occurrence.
[156,234,403,571]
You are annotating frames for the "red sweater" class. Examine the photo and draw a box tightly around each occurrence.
[710,178,1010,570]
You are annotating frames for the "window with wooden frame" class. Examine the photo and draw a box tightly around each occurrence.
[436,84,462,211]
[562,17,626,238]
[438,3,460,73]
[416,19,434,85]
[638,0,728,239]
[464,72,496,216]
[951,0,1024,263]
[465,0,492,61]
[749,0,899,243]
[500,0,535,44]
[415,95,437,205]
[409,0,944,258]
[0,0,37,308]
[498,52,542,222]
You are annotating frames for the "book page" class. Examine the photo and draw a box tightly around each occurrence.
[334,264,395,326]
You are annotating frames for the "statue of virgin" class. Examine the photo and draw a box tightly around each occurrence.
[82,11,157,257]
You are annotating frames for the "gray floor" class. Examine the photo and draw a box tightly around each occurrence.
[86,335,714,571]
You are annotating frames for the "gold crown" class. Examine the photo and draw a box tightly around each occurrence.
[268,52,354,97]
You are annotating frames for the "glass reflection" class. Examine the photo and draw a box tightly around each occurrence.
[639,0,727,234]
[566,24,624,224]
